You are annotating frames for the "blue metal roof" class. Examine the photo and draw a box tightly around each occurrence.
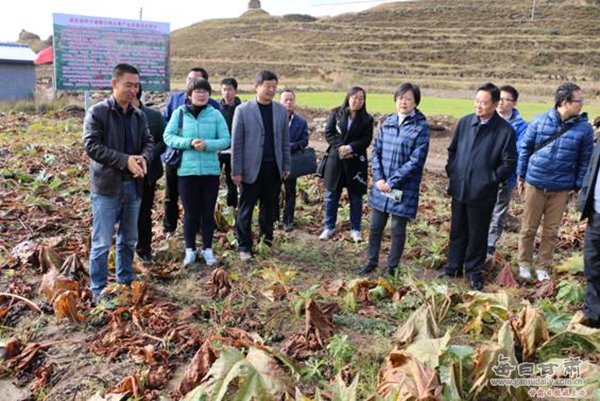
[0,42,36,63]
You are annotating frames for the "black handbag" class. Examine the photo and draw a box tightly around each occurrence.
[290,147,317,179]
[316,148,329,178]
[161,110,184,168]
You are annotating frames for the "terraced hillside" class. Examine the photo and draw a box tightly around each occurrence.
[170,0,600,96]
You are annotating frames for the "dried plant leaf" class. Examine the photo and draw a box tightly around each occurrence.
[393,304,439,346]
[53,290,83,322]
[404,331,451,369]
[177,339,218,396]
[38,267,79,301]
[376,350,443,400]
[208,268,231,300]
[496,264,519,288]
[510,305,549,361]
[322,279,345,296]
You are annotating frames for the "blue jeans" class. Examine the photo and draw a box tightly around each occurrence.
[324,188,363,231]
[89,181,141,298]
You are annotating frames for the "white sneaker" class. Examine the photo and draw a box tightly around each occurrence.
[201,248,217,266]
[319,228,335,241]
[183,249,196,266]
[535,269,550,282]
[350,230,362,243]
[518,266,532,280]
[239,251,252,262]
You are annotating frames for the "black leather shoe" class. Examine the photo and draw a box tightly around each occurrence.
[386,266,397,276]
[469,277,484,291]
[582,316,600,329]
[357,264,377,275]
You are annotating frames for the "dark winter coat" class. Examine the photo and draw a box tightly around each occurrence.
[369,111,429,219]
[322,108,374,195]
[140,104,166,184]
[578,138,600,220]
[83,96,154,197]
[446,112,517,205]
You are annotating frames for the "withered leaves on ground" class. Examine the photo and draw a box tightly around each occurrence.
[496,264,519,288]
[393,304,439,346]
[38,267,79,302]
[29,362,56,392]
[283,300,336,360]
[177,338,218,396]
[532,278,556,300]
[53,290,83,322]
[208,267,231,300]
[510,305,549,361]
[376,350,443,400]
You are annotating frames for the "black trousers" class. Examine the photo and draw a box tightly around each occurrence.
[219,153,238,208]
[178,175,220,250]
[163,164,179,233]
[136,180,157,257]
[236,162,280,252]
[283,178,297,224]
[584,213,600,321]
[366,209,408,269]
[446,198,494,279]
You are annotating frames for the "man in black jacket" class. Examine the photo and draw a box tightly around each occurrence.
[443,82,517,290]
[132,85,166,262]
[83,63,154,302]
[578,137,600,328]
[219,77,242,208]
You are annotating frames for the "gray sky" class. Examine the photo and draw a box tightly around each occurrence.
[0,0,394,43]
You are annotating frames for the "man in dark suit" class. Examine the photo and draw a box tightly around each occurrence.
[442,82,517,291]
[578,131,600,328]
[231,70,291,261]
[279,89,309,232]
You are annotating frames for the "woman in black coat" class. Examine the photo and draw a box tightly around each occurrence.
[319,87,373,242]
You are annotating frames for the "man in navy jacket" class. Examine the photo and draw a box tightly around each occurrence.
[517,82,593,281]
[443,82,517,291]
[279,89,309,231]
[161,67,220,235]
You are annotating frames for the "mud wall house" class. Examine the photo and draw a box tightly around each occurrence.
[0,42,37,102]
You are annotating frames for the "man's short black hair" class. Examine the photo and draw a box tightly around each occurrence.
[394,83,421,106]
[186,78,212,97]
[555,82,581,109]
[113,63,140,80]
[189,67,209,80]
[477,82,500,103]
[221,77,238,90]
[255,70,278,85]
[500,85,519,102]
[281,88,295,98]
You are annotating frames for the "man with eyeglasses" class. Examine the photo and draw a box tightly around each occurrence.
[517,82,594,282]
[487,85,528,257]
[161,68,220,236]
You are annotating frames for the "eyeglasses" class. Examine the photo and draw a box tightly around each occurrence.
[571,99,584,105]
[499,98,515,103]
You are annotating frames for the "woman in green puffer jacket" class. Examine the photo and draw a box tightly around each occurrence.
[163,78,230,267]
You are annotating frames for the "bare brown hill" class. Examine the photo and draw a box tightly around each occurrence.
[170,0,600,96]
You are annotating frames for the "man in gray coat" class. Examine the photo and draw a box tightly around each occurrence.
[231,70,291,261]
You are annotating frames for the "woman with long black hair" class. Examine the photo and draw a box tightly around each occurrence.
[319,87,373,242]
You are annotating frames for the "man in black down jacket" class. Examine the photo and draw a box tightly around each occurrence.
[132,85,166,262]
[443,82,517,290]
[83,63,154,303]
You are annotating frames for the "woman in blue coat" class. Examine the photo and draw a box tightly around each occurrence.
[358,83,430,276]
[163,78,230,266]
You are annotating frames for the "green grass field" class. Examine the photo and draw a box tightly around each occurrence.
[237,92,600,121]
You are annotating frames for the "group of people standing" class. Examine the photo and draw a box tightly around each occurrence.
[82,63,600,329]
